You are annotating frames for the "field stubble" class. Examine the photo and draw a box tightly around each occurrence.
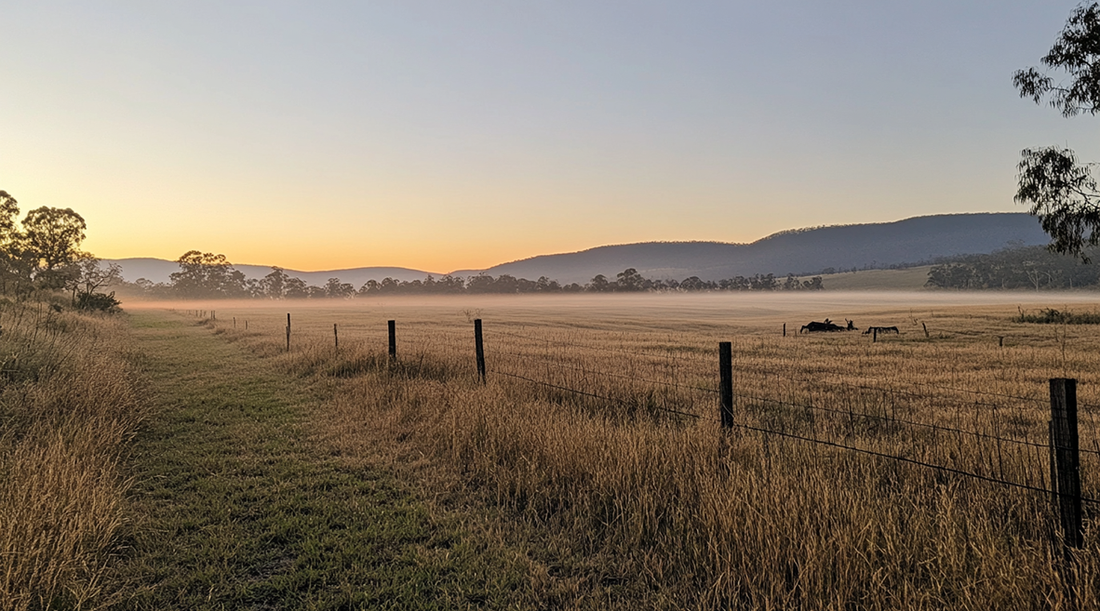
[169,292,1100,609]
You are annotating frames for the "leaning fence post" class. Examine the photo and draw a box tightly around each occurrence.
[286,313,291,352]
[388,320,396,360]
[474,319,486,383]
[719,342,733,428]
[1050,378,1083,551]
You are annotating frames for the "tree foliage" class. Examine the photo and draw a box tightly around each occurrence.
[1013,2,1100,118]
[926,244,1100,289]
[0,190,119,306]
[1014,2,1100,258]
[22,206,87,274]
[170,251,247,298]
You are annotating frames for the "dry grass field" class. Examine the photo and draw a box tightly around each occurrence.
[0,302,145,611]
[133,291,1100,609]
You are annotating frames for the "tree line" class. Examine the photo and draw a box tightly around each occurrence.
[0,190,120,310]
[926,245,1100,290]
[121,252,826,299]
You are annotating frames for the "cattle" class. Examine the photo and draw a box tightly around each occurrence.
[800,318,855,333]
[862,326,900,335]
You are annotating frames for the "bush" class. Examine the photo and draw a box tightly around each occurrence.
[1014,307,1100,324]
[75,291,121,313]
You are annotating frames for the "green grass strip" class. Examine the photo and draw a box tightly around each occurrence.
[114,311,527,610]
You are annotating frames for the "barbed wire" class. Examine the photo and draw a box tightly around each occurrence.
[722,418,1100,505]
[493,363,1097,504]
[491,368,703,420]
[489,347,1080,456]
[726,387,1080,455]
[488,327,1085,415]
[489,347,718,396]
[488,328,713,364]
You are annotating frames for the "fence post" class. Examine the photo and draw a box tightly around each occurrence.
[719,342,733,429]
[873,328,878,343]
[334,323,338,349]
[286,313,291,352]
[388,320,396,360]
[782,323,786,337]
[474,319,486,383]
[1050,378,1083,551]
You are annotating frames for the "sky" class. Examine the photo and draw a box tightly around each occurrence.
[2,1,1098,273]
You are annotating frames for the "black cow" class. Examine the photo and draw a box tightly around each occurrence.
[800,318,854,333]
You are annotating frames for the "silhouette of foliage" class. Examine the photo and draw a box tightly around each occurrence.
[1014,2,1100,258]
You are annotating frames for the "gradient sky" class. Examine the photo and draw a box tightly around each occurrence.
[2,1,1098,273]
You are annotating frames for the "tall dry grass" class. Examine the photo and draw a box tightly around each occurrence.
[201,296,1100,608]
[0,301,144,611]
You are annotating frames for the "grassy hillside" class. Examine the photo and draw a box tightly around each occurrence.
[815,266,933,290]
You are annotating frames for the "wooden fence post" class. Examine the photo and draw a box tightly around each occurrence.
[1050,378,1083,550]
[334,323,338,349]
[286,313,291,352]
[474,319,486,383]
[873,328,878,343]
[782,323,786,337]
[719,342,733,429]
[388,320,396,360]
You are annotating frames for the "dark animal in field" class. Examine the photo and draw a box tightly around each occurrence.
[800,318,854,333]
[863,326,900,335]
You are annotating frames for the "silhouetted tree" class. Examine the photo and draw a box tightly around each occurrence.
[0,191,29,293]
[60,256,121,306]
[21,206,87,288]
[324,277,354,298]
[615,268,647,291]
[285,277,309,298]
[261,267,291,299]
[1014,2,1100,258]
[587,274,611,292]
[170,251,246,298]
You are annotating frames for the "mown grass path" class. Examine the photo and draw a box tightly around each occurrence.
[115,311,525,610]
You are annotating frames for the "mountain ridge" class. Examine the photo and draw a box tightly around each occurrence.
[108,212,1050,286]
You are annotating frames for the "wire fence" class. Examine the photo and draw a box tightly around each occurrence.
[480,324,1100,519]
[184,308,1099,546]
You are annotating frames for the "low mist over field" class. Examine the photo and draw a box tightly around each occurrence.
[131,290,1100,329]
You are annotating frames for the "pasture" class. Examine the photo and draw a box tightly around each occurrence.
[127,291,1100,609]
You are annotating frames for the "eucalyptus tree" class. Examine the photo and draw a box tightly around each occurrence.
[1014,2,1100,258]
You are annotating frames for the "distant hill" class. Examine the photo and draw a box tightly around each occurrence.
[451,213,1049,284]
[108,258,436,287]
[110,213,1050,288]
